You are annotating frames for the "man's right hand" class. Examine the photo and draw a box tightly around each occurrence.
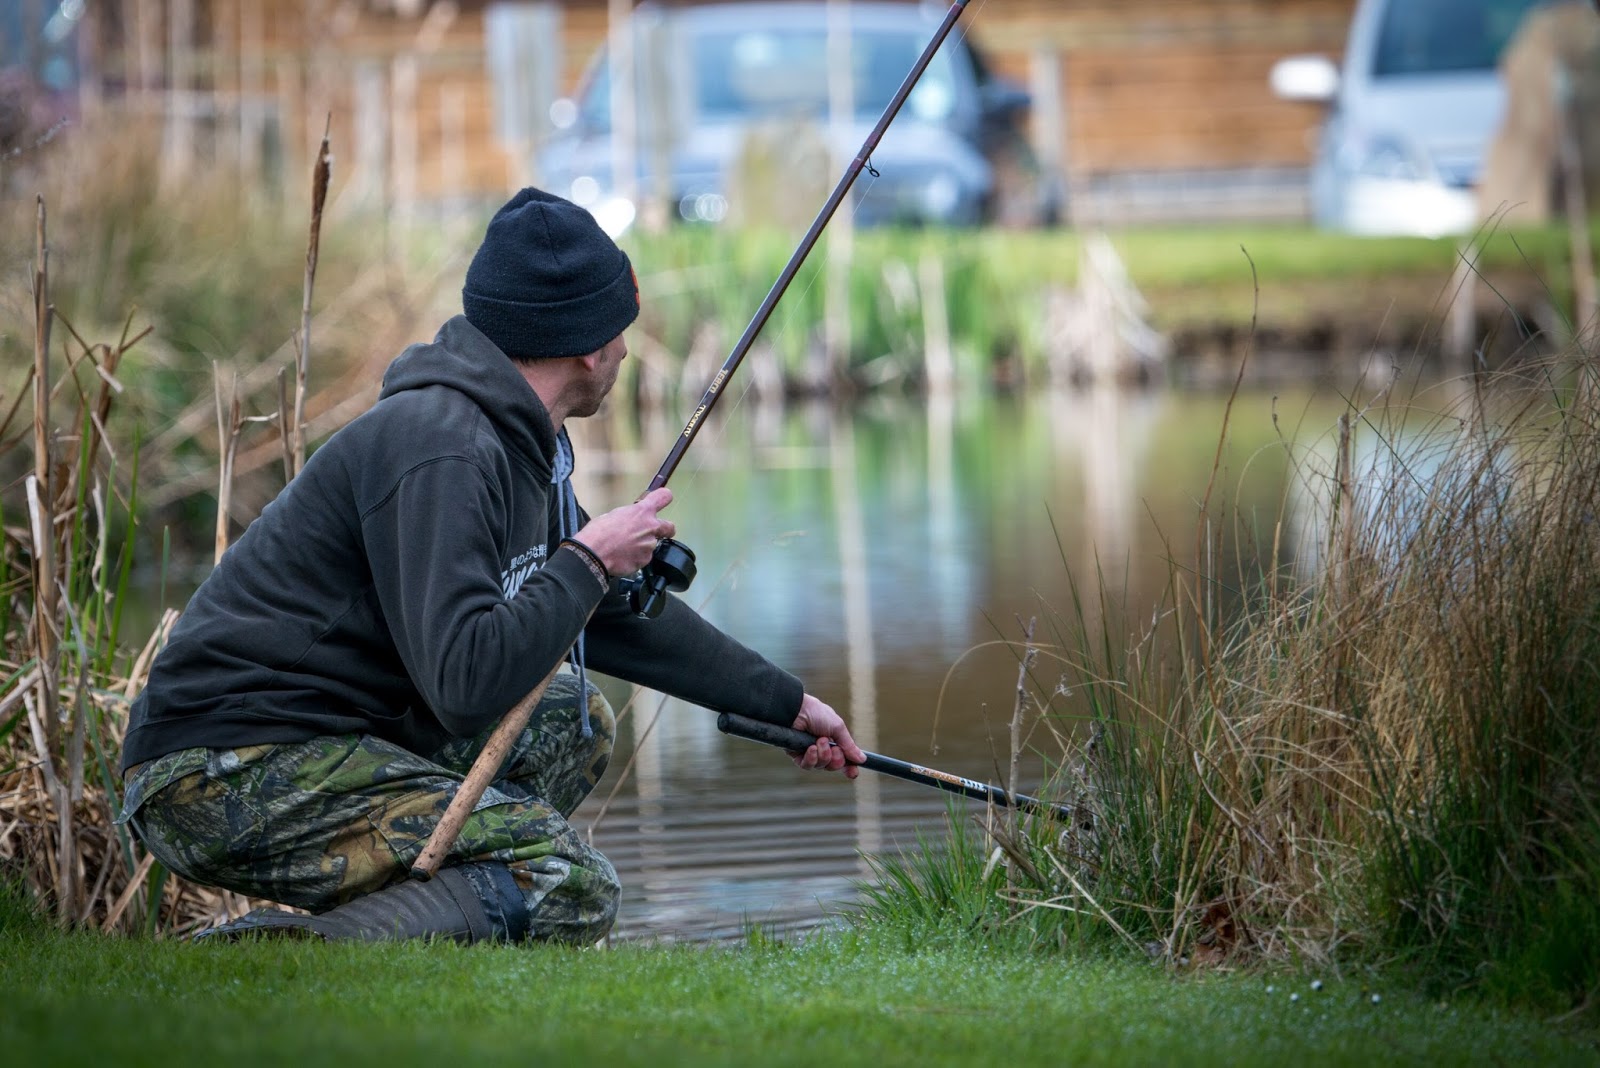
[573,487,675,576]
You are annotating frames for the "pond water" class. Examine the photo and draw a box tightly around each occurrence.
[558,380,1381,941]
[134,372,1477,941]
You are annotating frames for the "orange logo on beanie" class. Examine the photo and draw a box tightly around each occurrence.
[631,267,640,307]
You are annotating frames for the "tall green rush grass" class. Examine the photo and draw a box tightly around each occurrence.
[855,357,1600,1015]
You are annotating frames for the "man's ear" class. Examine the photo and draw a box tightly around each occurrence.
[575,351,602,373]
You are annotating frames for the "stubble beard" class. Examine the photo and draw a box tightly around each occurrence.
[570,360,621,419]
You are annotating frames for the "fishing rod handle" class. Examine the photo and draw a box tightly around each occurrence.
[717,711,827,754]
[715,711,1072,821]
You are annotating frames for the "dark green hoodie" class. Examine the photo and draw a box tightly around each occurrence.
[120,316,802,771]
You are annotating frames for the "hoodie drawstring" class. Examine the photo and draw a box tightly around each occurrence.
[551,428,594,738]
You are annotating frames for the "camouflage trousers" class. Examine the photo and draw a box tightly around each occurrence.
[120,673,619,944]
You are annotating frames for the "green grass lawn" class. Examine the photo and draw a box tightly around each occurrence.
[3,920,1595,1068]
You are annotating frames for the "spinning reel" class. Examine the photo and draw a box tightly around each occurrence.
[620,538,697,618]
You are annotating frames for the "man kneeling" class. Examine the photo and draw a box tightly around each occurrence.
[117,189,862,944]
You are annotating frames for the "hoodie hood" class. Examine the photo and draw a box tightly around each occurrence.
[379,315,558,475]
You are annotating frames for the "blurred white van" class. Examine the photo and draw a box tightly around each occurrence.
[1271,0,1555,236]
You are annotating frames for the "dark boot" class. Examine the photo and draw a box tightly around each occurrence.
[194,862,530,944]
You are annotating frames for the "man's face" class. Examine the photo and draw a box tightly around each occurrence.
[571,332,628,418]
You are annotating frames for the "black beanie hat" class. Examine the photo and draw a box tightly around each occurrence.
[462,188,640,359]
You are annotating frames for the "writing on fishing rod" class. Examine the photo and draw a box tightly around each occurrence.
[682,369,730,437]
[907,765,995,795]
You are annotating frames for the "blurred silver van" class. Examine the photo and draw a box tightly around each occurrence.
[535,0,1054,236]
[1271,0,1554,236]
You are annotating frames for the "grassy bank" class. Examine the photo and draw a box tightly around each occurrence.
[627,217,1587,375]
[4,132,1591,447]
[1,893,1593,1068]
[859,358,1600,1016]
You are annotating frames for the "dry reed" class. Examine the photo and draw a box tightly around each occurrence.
[964,357,1600,1002]
[1,129,347,935]
[0,118,455,557]
[0,196,253,935]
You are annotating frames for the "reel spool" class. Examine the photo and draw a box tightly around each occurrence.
[620,538,697,618]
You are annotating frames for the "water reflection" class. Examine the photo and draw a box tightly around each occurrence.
[832,416,883,863]
[565,383,1332,940]
[1046,386,1169,632]
[1283,375,1495,580]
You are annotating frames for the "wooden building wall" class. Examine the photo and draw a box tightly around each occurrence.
[976,0,1355,172]
[67,0,1358,222]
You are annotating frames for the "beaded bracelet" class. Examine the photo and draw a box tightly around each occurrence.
[559,537,610,592]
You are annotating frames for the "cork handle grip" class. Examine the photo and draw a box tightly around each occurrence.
[409,659,565,881]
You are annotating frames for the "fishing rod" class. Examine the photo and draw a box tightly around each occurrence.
[618,0,978,618]
[646,0,976,493]
[718,712,1074,821]
[412,0,979,880]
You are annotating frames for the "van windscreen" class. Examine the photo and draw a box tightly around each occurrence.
[1373,0,1549,77]
[693,29,955,120]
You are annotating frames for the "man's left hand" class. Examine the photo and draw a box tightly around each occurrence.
[791,693,866,779]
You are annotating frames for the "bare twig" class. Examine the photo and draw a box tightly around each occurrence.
[103,852,157,932]
[144,379,382,509]
[1192,246,1258,677]
[277,367,294,484]
[292,117,334,478]
[1556,62,1597,348]
[27,201,68,923]
[1045,846,1142,950]
[125,610,180,701]
[213,365,244,563]
[141,265,390,465]
[0,363,35,443]
[1005,615,1038,889]
[31,197,59,731]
